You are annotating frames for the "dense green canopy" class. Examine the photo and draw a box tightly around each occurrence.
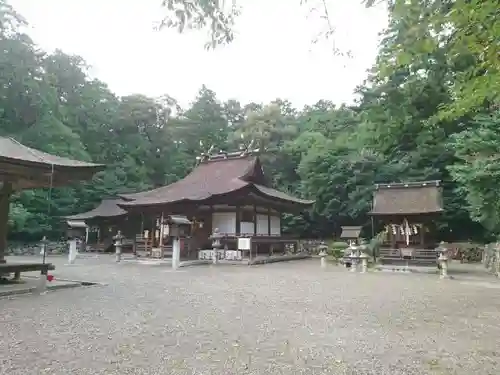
[1,0,498,242]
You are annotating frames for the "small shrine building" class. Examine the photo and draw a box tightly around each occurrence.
[370,180,443,265]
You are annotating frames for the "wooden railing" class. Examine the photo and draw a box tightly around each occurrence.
[379,247,437,265]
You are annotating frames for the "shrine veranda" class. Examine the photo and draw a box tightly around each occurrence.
[2,255,499,375]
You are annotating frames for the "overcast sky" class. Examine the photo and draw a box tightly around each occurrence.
[11,0,387,108]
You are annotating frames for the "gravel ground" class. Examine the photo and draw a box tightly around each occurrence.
[1,256,500,375]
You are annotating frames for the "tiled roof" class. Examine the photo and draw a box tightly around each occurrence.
[370,181,443,215]
[119,155,314,209]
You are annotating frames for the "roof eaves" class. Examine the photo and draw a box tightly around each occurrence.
[252,184,315,206]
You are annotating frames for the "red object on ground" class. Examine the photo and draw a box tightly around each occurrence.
[47,274,54,282]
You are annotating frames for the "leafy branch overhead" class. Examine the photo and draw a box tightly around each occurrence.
[158,0,241,49]
[159,0,499,120]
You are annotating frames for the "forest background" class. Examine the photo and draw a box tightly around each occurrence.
[1,0,499,242]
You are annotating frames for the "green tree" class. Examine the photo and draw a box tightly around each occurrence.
[448,111,500,235]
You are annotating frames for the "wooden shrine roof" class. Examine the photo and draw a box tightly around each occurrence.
[66,199,127,221]
[340,226,362,239]
[370,180,443,216]
[119,152,314,210]
[0,136,104,189]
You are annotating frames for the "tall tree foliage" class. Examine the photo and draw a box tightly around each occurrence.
[1,0,498,242]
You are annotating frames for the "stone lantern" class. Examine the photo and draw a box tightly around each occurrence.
[345,239,369,273]
[344,241,356,269]
[436,241,450,279]
[318,242,328,268]
[210,229,223,264]
[358,239,369,273]
[113,230,124,263]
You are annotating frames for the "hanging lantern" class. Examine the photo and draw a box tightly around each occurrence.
[392,225,397,235]
[399,226,405,235]
[413,225,418,234]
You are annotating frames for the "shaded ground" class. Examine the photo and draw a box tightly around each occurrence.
[1,255,500,375]
[0,276,83,297]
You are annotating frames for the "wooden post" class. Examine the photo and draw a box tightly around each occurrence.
[390,225,396,249]
[267,208,271,236]
[97,226,101,247]
[253,206,257,235]
[159,212,165,258]
[253,206,257,257]
[0,182,13,264]
[236,205,241,236]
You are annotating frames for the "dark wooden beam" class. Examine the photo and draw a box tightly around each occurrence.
[253,205,257,235]
[0,182,13,263]
[236,205,241,236]
[267,207,271,236]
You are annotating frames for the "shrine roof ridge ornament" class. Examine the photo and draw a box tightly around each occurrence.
[374,180,441,190]
[196,148,262,164]
[196,139,261,164]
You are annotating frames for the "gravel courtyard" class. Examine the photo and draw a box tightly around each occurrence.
[1,256,500,375]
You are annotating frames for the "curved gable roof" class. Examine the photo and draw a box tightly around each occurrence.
[119,155,313,208]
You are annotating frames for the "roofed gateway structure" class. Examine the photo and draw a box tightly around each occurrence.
[117,149,314,261]
[370,180,443,265]
[0,136,104,264]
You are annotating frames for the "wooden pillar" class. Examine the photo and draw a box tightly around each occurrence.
[390,225,396,249]
[267,208,271,236]
[96,225,101,246]
[253,205,257,257]
[0,182,13,264]
[159,212,165,257]
[235,205,241,236]
[420,223,425,248]
[253,205,257,235]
